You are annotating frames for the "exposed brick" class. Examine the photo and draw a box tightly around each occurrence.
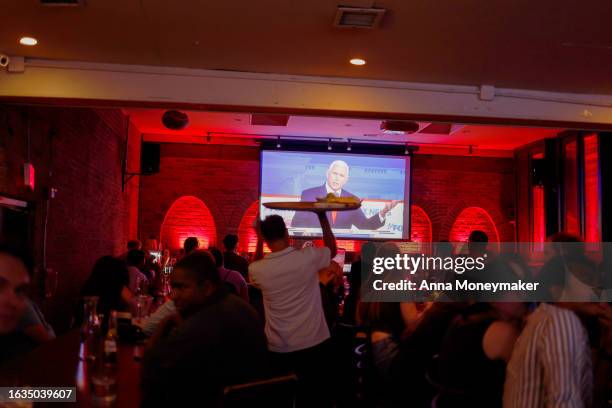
[0,105,137,332]
[140,146,516,250]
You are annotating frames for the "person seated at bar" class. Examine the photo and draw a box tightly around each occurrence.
[208,247,249,301]
[126,249,149,294]
[183,236,199,256]
[0,245,37,364]
[357,300,419,381]
[140,298,177,336]
[434,303,522,408]
[223,234,249,280]
[387,301,471,407]
[141,250,268,407]
[75,256,132,326]
[249,213,337,407]
[504,302,593,407]
[433,255,528,408]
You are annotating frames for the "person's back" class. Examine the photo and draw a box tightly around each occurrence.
[503,303,592,408]
[436,310,506,408]
[142,291,268,406]
[250,213,337,407]
[249,245,330,352]
[223,234,249,279]
[387,302,471,407]
[224,251,249,279]
[209,247,249,301]
[126,249,148,294]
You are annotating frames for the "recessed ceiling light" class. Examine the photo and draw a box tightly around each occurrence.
[350,58,366,66]
[19,37,38,46]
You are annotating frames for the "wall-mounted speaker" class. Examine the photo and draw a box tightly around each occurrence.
[141,142,160,175]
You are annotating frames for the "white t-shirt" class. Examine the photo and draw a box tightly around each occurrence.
[249,246,331,353]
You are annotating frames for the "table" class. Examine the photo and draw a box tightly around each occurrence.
[0,331,142,407]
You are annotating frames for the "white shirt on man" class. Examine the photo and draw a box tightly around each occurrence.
[249,246,331,353]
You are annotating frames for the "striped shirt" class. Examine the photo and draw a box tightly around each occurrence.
[503,303,592,408]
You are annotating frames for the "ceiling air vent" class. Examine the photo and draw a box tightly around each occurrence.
[40,0,85,6]
[380,121,420,135]
[334,7,386,28]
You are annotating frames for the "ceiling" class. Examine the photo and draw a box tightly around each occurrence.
[3,0,612,94]
[126,108,561,156]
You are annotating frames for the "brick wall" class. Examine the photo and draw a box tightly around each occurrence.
[0,105,138,332]
[411,155,515,242]
[139,145,516,248]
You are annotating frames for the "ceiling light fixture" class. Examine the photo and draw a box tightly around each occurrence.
[19,37,38,46]
[328,138,332,151]
[276,136,281,149]
[347,139,352,151]
[350,58,366,66]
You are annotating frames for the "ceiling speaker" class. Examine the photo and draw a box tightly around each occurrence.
[162,110,190,130]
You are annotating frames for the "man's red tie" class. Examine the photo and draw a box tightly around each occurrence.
[331,211,337,224]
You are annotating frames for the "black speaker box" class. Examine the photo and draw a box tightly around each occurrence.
[141,142,160,175]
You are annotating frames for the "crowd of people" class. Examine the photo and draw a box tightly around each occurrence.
[0,217,611,407]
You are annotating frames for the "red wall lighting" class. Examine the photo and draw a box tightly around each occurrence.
[160,196,217,251]
[449,207,500,243]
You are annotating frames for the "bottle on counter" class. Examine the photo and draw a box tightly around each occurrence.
[103,310,118,365]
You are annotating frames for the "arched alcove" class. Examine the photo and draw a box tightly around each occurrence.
[160,196,216,250]
[410,205,433,243]
[449,206,500,243]
[237,201,260,253]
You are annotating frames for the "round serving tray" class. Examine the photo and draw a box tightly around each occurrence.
[263,201,361,212]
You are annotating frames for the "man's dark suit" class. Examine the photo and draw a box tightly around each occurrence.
[291,184,384,230]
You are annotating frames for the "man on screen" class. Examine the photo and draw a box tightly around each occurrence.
[291,160,399,230]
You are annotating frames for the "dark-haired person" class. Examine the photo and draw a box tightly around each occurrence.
[0,246,37,364]
[119,239,142,261]
[249,213,337,407]
[468,230,488,257]
[208,247,249,301]
[222,234,249,280]
[76,256,133,327]
[141,250,268,407]
[183,236,199,256]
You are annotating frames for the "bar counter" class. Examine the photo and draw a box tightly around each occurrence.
[0,331,142,407]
